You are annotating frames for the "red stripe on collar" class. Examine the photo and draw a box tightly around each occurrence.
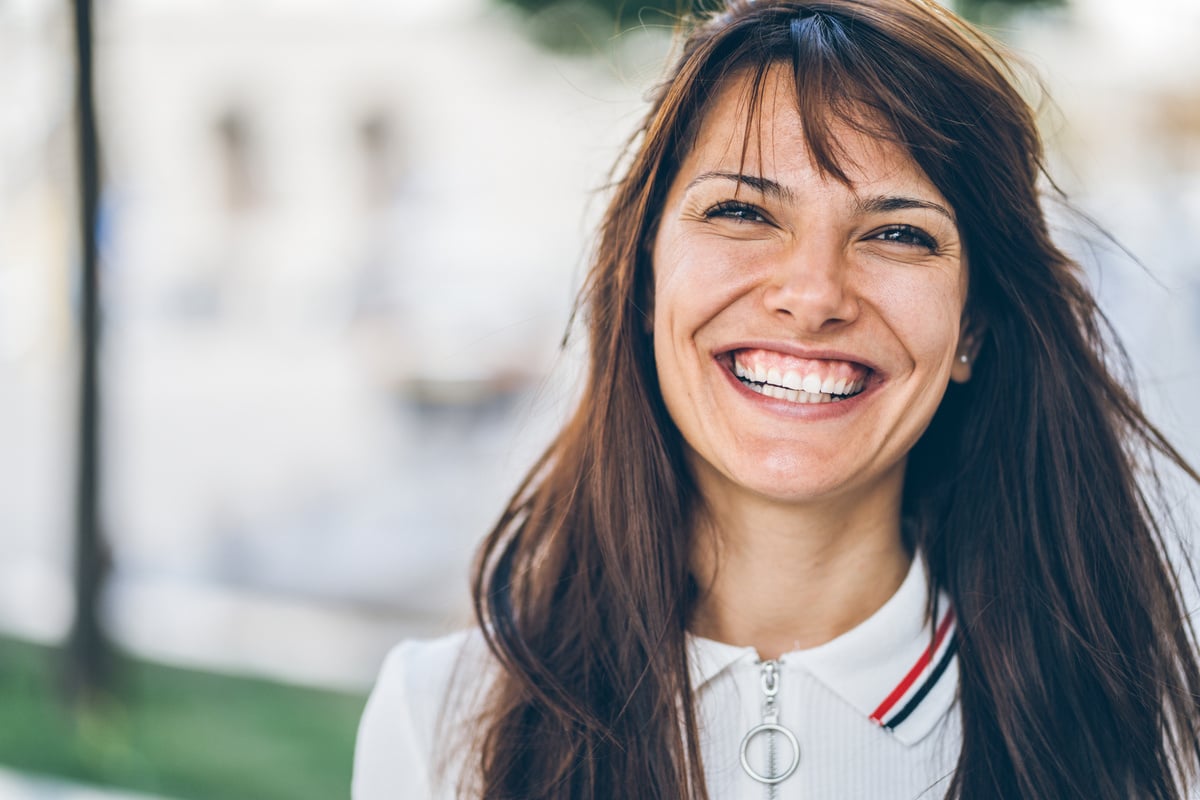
[869,606,956,725]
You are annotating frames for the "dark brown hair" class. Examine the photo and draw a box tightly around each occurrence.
[469,1,1200,797]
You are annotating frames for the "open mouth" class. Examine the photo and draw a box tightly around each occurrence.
[726,348,870,405]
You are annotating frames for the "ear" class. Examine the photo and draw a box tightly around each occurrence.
[950,317,984,384]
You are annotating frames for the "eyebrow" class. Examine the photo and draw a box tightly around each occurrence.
[857,195,957,225]
[685,171,956,225]
[686,171,796,203]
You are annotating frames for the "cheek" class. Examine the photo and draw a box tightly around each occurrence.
[652,233,766,333]
[870,271,967,361]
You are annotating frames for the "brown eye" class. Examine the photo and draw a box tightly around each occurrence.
[705,201,768,224]
[873,225,937,250]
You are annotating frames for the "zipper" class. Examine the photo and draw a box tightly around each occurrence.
[762,660,781,800]
[738,658,800,797]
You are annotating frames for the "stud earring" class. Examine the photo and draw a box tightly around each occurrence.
[958,354,969,364]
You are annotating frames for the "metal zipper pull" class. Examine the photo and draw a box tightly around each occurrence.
[739,659,800,797]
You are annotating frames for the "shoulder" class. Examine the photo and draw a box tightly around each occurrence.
[352,629,496,800]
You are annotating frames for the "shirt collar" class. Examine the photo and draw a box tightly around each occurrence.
[686,555,959,746]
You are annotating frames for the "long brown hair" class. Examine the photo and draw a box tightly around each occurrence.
[469,1,1200,797]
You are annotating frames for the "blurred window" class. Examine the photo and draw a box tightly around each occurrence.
[358,110,401,210]
[215,108,259,213]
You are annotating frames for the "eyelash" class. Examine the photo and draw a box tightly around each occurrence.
[704,200,768,223]
[873,225,938,251]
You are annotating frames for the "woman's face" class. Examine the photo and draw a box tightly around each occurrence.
[651,66,972,517]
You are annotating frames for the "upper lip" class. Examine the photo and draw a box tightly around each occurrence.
[714,340,884,376]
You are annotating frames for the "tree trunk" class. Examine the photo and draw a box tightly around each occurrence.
[64,0,113,709]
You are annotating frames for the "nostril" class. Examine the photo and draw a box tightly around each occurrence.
[762,269,858,330]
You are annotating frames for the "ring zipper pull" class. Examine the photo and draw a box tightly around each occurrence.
[739,658,800,795]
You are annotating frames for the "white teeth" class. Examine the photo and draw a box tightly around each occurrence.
[732,355,868,402]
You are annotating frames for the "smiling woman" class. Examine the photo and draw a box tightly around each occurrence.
[653,70,974,657]
[353,2,1200,799]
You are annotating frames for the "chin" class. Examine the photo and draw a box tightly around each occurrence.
[711,458,856,505]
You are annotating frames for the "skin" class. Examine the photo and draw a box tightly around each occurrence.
[651,66,974,658]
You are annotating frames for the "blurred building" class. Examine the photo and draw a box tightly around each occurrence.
[0,0,78,660]
[0,0,663,687]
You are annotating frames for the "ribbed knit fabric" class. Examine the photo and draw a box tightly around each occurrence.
[693,652,959,799]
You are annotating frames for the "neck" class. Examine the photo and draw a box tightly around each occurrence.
[687,485,911,661]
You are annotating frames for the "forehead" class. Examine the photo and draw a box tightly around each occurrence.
[681,64,947,204]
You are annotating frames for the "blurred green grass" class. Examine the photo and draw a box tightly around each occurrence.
[0,636,367,800]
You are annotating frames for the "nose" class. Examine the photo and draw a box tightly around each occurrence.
[762,238,859,331]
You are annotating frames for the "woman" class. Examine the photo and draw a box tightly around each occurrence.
[354,0,1200,797]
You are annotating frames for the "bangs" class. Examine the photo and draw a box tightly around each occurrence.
[681,5,970,189]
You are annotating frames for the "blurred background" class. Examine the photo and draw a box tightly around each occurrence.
[0,0,1197,797]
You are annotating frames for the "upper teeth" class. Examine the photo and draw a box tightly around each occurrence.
[733,360,861,396]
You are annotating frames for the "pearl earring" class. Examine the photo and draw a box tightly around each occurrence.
[958,354,969,364]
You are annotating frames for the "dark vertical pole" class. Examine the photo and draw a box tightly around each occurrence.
[66,0,111,705]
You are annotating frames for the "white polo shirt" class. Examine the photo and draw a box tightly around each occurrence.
[353,556,962,799]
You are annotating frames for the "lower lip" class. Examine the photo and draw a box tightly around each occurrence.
[717,359,875,418]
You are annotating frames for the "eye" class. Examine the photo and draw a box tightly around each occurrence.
[704,200,769,224]
[871,225,937,250]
